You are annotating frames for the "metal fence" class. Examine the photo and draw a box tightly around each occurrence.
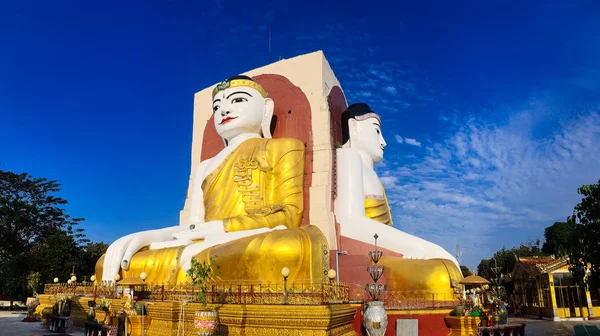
[347,283,460,309]
[148,281,349,305]
[43,283,147,299]
[43,281,458,309]
[43,281,350,305]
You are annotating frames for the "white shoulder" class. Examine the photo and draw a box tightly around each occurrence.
[194,157,212,177]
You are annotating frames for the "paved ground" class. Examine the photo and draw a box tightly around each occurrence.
[0,311,84,336]
[510,316,600,336]
[3,311,600,335]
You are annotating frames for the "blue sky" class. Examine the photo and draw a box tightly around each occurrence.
[1,1,599,270]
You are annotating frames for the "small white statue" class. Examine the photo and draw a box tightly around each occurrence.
[471,290,479,306]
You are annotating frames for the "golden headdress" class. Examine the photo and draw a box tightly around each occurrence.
[212,75,268,98]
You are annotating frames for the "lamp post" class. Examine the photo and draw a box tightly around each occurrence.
[363,233,387,336]
[281,267,290,304]
[335,250,347,283]
[327,269,337,303]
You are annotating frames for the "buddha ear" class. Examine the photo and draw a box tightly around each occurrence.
[261,97,274,139]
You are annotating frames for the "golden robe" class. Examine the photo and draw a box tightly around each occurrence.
[96,138,329,285]
[364,188,394,226]
[365,187,463,297]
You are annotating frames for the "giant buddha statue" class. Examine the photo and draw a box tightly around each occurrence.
[95,76,328,284]
[95,50,462,305]
[334,103,462,296]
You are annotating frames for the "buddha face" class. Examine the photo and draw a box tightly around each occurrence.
[350,117,387,163]
[212,86,274,141]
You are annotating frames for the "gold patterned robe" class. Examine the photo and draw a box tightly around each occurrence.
[95,138,328,285]
[364,188,394,226]
[364,187,463,296]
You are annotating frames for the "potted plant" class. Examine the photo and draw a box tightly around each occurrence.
[186,256,220,336]
[87,300,97,322]
[470,304,483,317]
[96,297,111,324]
[24,272,41,322]
[60,297,72,317]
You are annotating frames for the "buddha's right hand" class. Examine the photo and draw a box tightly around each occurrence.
[103,227,181,280]
[102,233,138,281]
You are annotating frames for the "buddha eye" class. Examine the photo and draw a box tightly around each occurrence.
[376,129,381,134]
[231,97,247,104]
[212,104,220,113]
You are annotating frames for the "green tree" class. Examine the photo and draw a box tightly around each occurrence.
[186,256,220,309]
[542,221,577,257]
[0,168,101,300]
[79,242,109,280]
[568,179,600,289]
[476,240,543,281]
[460,265,472,278]
[477,259,493,280]
[27,272,41,296]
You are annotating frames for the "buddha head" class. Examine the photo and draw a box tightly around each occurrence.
[342,103,387,163]
[212,75,274,144]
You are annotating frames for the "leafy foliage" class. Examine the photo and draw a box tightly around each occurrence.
[568,179,600,289]
[542,221,577,257]
[477,240,542,281]
[0,168,107,300]
[186,256,220,308]
[26,272,41,296]
[460,265,472,278]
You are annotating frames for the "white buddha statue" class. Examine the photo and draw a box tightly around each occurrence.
[335,103,461,294]
[97,76,327,284]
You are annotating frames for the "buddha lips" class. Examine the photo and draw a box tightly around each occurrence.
[219,116,238,125]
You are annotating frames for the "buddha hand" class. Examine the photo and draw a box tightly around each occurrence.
[105,226,183,276]
[172,220,225,241]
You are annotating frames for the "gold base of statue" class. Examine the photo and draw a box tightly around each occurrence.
[36,294,356,335]
[444,315,482,336]
[35,295,129,328]
[145,301,357,336]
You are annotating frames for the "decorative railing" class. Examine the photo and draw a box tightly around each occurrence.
[347,282,459,309]
[149,280,349,305]
[43,280,350,305]
[43,283,148,299]
[43,281,458,309]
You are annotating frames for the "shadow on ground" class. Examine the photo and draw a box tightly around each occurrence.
[510,316,600,336]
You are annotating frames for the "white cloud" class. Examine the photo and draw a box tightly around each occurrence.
[380,176,399,188]
[384,86,397,94]
[379,106,600,268]
[394,135,422,147]
[355,91,372,97]
[404,138,422,147]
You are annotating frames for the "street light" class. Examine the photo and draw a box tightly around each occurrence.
[335,250,347,282]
